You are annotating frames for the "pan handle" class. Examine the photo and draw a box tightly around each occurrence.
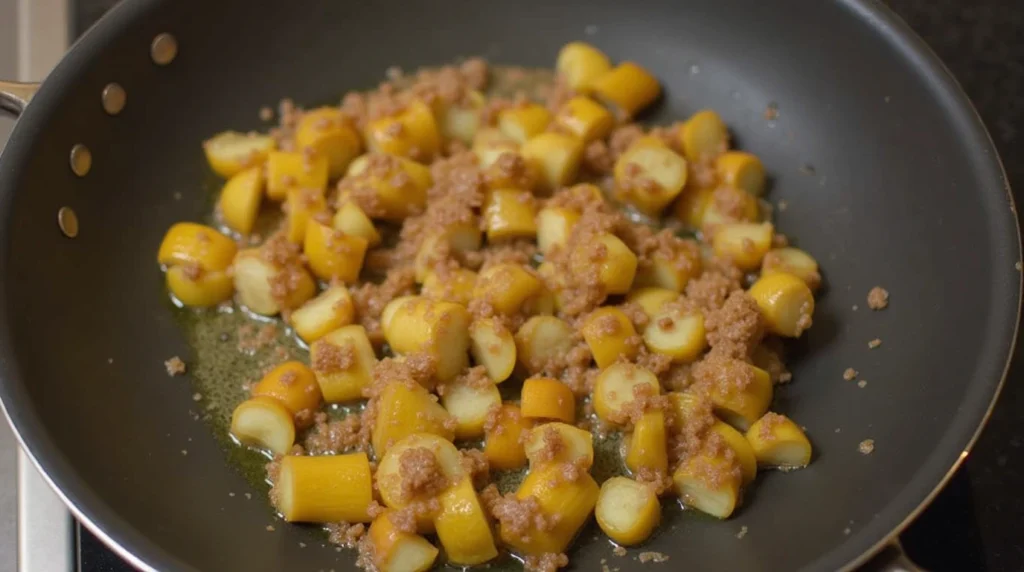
[863,541,926,572]
[0,81,41,118]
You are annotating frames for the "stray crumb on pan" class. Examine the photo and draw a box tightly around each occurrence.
[843,527,852,535]
[1016,262,1022,271]
[736,525,748,539]
[613,545,627,557]
[259,106,274,121]
[857,380,867,388]
[638,552,669,564]
[852,304,859,311]
[858,439,875,455]
[180,449,188,456]
[798,164,815,176]
[777,200,788,211]
[164,356,186,376]
[868,338,882,349]
[867,287,889,310]
[764,102,779,121]
[266,525,275,532]
[192,392,202,401]
[842,368,858,381]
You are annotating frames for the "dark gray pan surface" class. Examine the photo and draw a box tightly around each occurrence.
[0,0,1017,570]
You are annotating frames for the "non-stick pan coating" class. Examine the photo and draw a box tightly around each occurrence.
[0,0,1017,570]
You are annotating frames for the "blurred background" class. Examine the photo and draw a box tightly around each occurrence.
[0,0,1021,570]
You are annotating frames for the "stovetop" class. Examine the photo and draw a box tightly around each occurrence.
[16,0,1024,570]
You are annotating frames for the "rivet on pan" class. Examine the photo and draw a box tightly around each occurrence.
[57,207,79,238]
[102,83,126,115]
[151,33,178,66]
[69,144,92,177]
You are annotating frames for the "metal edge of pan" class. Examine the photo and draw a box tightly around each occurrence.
[0,0,1018,571]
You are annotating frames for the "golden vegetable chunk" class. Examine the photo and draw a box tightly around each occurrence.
[643,306,707,363]
[514,315,576,374]
[524,422,594,469]
[422,268,477,306]
[595,477,661,546]
[289,286,355,344]
[634,241,703,293]
[376,433,464,518]
[484,404,533,470]
[521,377,575,423]
[333,200,382,247]
[372,381,455,456]
[626,410,668,475]
[309,325,377,403]
[673,452,741,519]
[556,42,612,92]
[265,150,329,201]
[437,91,485,145]
[294,107,362,179]
[626,287,679,325]
[672,185,715,229]
[232,248,315,316]
[442,373,502,439]
[285,187,328,243]
[570,232,638,295]
[500,463,599,555]
[166,266,234,308]
[434,478,499,566]
[581,306,640,368]
[591,62,661,118]
[716,151,765,196]
[344,154,432,221]
[711,222,774,271]
[614,140,689,215]
[592,363,660,426]
[469,319,516,383]
[473,263,551,317]
[536,206,581,254]
[384,297,470,382]
[702,363,773,432]
[367,510,439,572]
[702,185,760,231]
[499,103,552,144]
[484,189,537,242]
[158,222,237,271]
[472,128,520,169]
[276,453,374,523]
[521,132,584,193]
[679,109,728,162]
[229,396,295,456]
[711,420,758,485]
[217,167,263,235]
[747,272,815,337]
[761,248,821,291]
[203,130,275,178]
[303,221,369,283]
[414,222,482,282]
[745,412,812,469]
[554,96,614,142]
[365,100,441,160]
[252,361,322,426]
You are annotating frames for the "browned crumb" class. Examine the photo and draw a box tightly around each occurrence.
[736,525,749,539]
[867,287,889,310]
[398,447,449,501]
[258,106,274,121]
[858,439,875,455]
[325,521,366,548]
[524,552,570,572]
[764,102,779,120]
[857,380,867,388]
[164,356,185,376]
[613,545,627,557]
[638,551,670,564]
[868,338,882,349]
[265,525,275,532]
[843,368,858,381]
[304,412,370,454]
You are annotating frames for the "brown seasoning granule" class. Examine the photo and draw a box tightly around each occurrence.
[867,287,889,310]
[164,356,186,376]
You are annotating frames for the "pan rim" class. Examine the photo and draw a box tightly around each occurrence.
[0,0,1018,571]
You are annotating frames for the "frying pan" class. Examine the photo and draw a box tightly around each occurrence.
[0,0,1018,570]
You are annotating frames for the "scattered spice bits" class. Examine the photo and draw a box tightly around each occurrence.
[164,356,186,376]
[868,338,882,349]
[858,439,875,455]
[638,551,670,563]
[842,368,857,381]
[866,286,889,310]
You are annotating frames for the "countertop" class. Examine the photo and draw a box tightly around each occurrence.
[4,0,1023,570]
